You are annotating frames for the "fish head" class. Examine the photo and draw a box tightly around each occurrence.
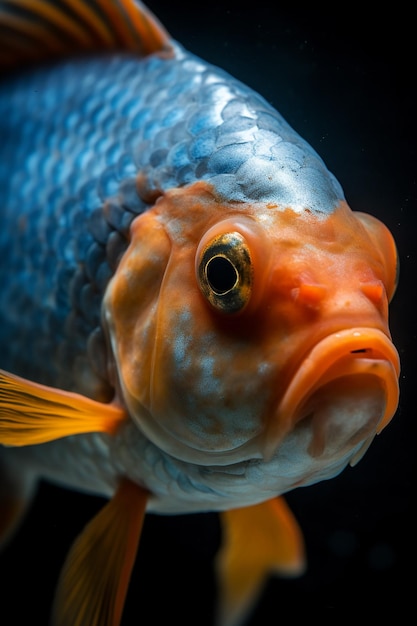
[104,182,399,481]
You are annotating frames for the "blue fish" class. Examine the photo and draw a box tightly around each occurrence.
[0,2,400,625]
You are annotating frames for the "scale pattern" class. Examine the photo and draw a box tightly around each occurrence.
[0,45,344,399]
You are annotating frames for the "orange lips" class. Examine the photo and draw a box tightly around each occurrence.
[265,328,400,460]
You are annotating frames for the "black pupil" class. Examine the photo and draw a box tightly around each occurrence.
[206,256,238,294]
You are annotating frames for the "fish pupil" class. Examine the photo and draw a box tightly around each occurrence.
[206,255,238,295]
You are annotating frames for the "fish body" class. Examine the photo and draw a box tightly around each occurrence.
[0,2,400,625]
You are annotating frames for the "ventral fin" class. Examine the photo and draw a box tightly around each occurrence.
[0,0,173,71]
[51,478,149,626]
[0,369,127,446]
[216,497,306,626]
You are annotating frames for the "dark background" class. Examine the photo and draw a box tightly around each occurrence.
[1,1,415,623]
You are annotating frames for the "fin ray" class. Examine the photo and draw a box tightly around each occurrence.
[0,7,70,60]
[51,478,148,626]
[216,497,306,626]
[2,0,98,46]
[58,0,117,46]
[0,0,172,71]
[0,369,127,446]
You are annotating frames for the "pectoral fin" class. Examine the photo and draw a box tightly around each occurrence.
[51,478,148,626]
[0,369,127,446]
[216,496,305,626]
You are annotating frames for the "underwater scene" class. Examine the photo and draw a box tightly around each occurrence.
[0,1,415,624]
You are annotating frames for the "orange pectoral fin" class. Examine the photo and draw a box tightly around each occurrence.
[0,369,127,446]
[216,496,306,626]
[51,478,149,626]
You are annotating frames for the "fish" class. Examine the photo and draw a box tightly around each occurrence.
[0,1,401,625]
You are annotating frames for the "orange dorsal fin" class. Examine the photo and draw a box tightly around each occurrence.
[51,478,149,626]
[0,369,127,446]
[0,0,173,71]
[216,496,306,626]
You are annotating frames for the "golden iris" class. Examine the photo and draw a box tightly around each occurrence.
[197,231,253,313]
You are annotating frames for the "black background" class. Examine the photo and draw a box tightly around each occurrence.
[1,1,415,623]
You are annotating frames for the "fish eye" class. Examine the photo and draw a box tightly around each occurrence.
[196,231,253,313]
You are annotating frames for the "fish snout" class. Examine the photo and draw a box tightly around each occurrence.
[265,328,400,462]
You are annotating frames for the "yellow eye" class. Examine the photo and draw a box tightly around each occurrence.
[197,231,253,313]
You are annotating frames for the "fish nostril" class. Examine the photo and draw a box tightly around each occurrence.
[350,348,370,354]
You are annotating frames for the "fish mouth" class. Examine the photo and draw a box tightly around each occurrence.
[264,327,400,461]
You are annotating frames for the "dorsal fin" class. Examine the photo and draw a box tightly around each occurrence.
[0,0,173,71]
